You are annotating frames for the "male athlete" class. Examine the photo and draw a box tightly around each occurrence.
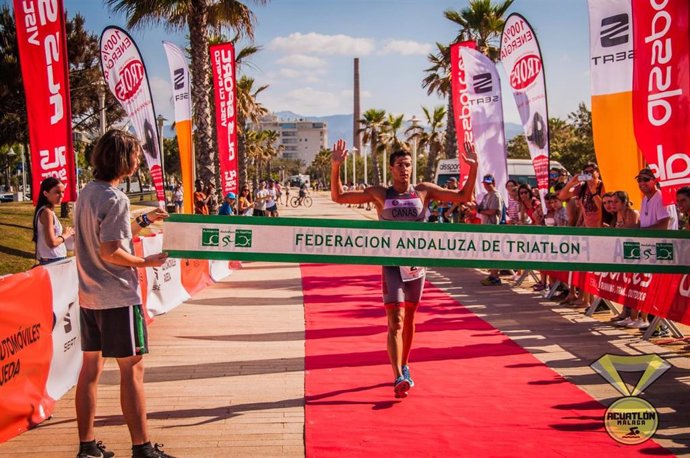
[331,139,478,398]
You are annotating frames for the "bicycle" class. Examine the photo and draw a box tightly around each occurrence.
[290,195,313,208]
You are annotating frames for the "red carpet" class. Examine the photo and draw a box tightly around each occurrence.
[301,264,670,457]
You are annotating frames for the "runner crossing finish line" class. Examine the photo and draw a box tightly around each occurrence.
[162,214,690,274]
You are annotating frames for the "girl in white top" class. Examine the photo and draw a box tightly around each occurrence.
[32,177,74,265]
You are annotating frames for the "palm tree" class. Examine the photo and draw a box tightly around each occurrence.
[106,0,267,189]
[359,108,387,185]
[262,129,280,178]
[444,0,514,61]
[237,75,268,190]
[422,0,513,158]
[406,106,446,181]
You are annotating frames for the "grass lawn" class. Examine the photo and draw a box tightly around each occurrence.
[0,200,159,276]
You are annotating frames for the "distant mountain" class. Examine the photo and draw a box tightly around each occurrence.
[272,111,525,145]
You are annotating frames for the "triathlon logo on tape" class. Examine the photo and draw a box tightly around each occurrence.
[201,227,252,248]
[590,354,671,445]
[623,242,674,261]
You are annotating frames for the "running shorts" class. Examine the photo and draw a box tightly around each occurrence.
[381,266,425,305]
[80,305,149,358]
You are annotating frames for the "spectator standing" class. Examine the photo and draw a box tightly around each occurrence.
[601,192,616,227]
[173,184,183,214]
[33,177,74,265]
[612,191,639,228]
[206,183,219,215]
[505,179,520,224]
[193,179,208,215]
[617,168,678,329]
[266,180,278,216]
[517,184,541,225]
[558,162,605,228]
[677,187,690,230]
[253,181,269,216]
[73,129,173,458]
[477,174,503,286]
[218,192,236,215]
[238,186,253,215]
[443,177,461,223]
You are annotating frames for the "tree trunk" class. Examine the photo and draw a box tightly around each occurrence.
[445,96,457,159]
[426,144,439,182]
[370,137,381,186]
[189,2,216,188]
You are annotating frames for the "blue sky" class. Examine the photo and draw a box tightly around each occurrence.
[8,0,592,126]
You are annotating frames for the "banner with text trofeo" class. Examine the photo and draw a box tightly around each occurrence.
[100,26,165,205]
[13,0,76,204]
[632,0,690,205]
[500,14,550,207]
[458,46,508,204]
[587,0,645,209]
[450,41,477,188]
[163,41,194,213]
[210,43,239,196]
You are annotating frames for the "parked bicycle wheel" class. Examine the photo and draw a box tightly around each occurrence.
[304,196,313,208]
[290,196,300,208]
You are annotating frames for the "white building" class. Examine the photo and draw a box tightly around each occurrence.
[258,114,328,166]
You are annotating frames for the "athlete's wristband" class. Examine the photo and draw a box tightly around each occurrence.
[136,214,151,228]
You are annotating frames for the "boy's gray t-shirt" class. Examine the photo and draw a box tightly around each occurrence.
[75,181,140,309]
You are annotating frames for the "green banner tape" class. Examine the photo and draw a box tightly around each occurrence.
[162,215,690,274]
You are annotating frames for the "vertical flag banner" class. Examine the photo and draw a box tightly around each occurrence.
[13,0,76,204]
[458,46,509,204]
[632,0,690,204]
[210,43,239,196]
[163,41,194,213]
[450,41,478,188]
[500,14,550,204]
[588,0,645,208]
[99,26,165,205]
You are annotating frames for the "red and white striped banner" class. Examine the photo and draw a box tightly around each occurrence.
[13,0,76,204]
[632,0,690,205]
[210,43,239,196]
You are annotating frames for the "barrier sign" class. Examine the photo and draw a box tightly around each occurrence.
[163,215,690,274]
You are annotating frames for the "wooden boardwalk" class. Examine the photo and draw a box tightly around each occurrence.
[1,191,689,456]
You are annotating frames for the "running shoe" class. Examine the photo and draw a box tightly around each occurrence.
[394,376,410,398]
[401,365,414,387]
[480,276,502,286]
[613,317,634,327]
[133,443,176,458]
[77,440,114,458]
[627,319,650,330]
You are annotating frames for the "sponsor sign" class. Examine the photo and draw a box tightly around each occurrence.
[163,215,690,273]
[500,14,550,205]
[13,0,76,204]
[632,0,690,204]
[458,46,508,204]
[100,26,165,205]
[210,43,239,196]
[450,41,478,188]
[588,0,644,209]
[163,41,194,214]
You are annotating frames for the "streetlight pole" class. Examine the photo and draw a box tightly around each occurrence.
[409,115,420,184]
[98,80,107,135]
[6,148,16,194]
[363,145,368,185]
[156,114,167,188]
[351,147,357,186]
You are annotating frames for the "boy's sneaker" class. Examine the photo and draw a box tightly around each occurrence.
[132,443,175,458]
[613,317,634,327]
[77,440,114,458]
[480,276,502,286]
[393,376,410,398]
[401,365,414,387]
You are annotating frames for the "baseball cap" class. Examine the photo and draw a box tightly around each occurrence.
[482,174,495,184]
[225,192,236,200]
[447,177,457,182]
[635,168,656,180]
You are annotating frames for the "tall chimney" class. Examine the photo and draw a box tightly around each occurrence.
[353,57,361,153]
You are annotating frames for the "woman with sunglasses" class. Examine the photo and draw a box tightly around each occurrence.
[558,162,605,228]
[516,184,542,225]
[238,186,253,215]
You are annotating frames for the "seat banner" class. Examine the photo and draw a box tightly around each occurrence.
[162,215,690,274]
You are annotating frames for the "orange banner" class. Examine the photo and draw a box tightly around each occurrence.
[176,120,194,214]
[0,267,55,442]
[180,259,213,296]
